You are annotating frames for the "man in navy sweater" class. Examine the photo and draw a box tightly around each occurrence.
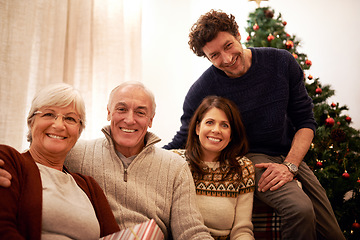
[164,9,344,240]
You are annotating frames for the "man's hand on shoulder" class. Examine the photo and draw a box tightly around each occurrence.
[0,159,12,187]
[255,162,294,192]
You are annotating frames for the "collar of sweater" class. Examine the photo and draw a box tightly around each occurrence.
[101,125,161,154]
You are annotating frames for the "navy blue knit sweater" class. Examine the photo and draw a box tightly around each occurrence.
[164,47,317,156]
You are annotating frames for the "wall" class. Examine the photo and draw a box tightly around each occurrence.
[141,0,360,147]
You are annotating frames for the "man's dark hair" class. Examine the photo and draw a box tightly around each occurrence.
[188,9,239,57]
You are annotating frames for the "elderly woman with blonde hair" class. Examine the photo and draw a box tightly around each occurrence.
[0,83,119,240]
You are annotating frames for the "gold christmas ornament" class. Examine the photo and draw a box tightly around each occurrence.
[249,0,269,8]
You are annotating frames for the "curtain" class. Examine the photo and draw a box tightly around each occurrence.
[0,0,142,151]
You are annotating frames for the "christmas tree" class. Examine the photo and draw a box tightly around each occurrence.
[244,6,360,239]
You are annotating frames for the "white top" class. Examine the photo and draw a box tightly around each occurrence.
[36,163,100,240]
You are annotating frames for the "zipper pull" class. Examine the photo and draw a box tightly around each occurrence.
[124,168,128,182]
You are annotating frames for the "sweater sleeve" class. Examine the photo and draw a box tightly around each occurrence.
[230,192,255,240]
[0,146,42,240]
[284,50,317,133]
[0,145,26,240]
[170,161,214,240]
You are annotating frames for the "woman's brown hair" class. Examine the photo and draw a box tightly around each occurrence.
[185,95,248,175]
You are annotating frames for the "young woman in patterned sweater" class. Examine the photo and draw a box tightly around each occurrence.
[174,96,255,240]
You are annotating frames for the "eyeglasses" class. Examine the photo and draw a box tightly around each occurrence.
[34,110,82,125]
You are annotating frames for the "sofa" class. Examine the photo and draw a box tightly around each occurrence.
[252,196,281,239]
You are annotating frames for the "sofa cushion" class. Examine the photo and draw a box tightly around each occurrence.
[252,197,281,240]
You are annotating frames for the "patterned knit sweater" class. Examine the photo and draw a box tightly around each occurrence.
[164,47,317,156]
[172,150,255,240]
[65,126,213,240]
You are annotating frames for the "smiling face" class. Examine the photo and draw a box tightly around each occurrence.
[202,31,251,78]
[196,107,231,162]
[107,85,154,157]
[30,105,81,161]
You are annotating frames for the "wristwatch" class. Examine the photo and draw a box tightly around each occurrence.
[283,161,298,176]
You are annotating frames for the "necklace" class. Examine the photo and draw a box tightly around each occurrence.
[204,161,220,170]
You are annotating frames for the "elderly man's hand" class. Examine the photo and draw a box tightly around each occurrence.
[255,163,294,192]
[0,160,12,187]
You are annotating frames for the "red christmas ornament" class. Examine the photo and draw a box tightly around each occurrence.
[352,222,360,229]
[315,87,322,94]
[357,179,360,184]
[345,116,352,123]
[331,102,336,108]
[253,24,259,31]
[286,33,290,37]
[305,59,312,66]
[292,53,298,59]
[342,171,350,179]
[283,21,287,26]
[325,117,335,127]
[267,34,275,42]
[285,40,294,49]
[246,35,251,41]
[316,161,323,167]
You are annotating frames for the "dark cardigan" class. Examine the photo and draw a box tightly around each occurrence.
[0,144,119,240]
